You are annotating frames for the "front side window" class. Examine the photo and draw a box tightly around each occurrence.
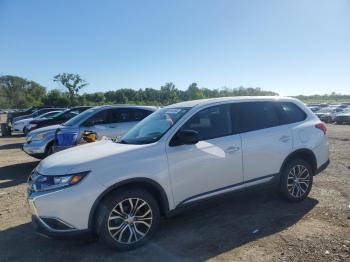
[83,109,110,126]
[132,109,153,121]
[237,102,280,133]
[120,108,190,144]
[178,104,232,141]
[109,109,131,123]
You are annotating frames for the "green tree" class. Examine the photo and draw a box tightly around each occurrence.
[43,89,70,107]
[0,75,46,108]
[53,73,88,106]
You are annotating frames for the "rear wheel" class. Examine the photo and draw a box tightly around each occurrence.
[97,189,160,251]
[279,159,313,202]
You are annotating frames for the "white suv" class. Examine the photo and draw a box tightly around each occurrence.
[27,97,329,251]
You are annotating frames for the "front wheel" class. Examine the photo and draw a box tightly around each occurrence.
[97,189,160,251]
[279,159,313,202]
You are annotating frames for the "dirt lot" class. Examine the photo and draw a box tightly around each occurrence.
[0,125,349,262]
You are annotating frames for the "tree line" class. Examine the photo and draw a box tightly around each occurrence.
[1,74,349,109]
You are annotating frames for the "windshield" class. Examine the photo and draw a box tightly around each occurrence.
[62,107,98,126]
[120,107,190,145]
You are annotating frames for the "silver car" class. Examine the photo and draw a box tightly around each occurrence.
[23,105,157,159]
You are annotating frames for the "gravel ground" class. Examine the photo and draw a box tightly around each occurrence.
[0,125,349,262]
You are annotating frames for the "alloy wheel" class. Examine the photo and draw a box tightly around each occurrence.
[287,164,310,198]
[107,198,153,244]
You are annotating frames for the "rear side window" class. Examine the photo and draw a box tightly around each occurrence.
[236,102,280,133]
[180,104,232,141]
[279,102,306,124]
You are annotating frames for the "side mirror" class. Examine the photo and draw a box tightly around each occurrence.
[174,129,199,146]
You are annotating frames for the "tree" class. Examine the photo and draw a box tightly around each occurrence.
[43,89,70,107]
[0,75,46,108]
[160,82,178,105]
[53,73,88,106]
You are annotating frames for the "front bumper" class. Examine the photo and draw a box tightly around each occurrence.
[31,215,91,239]
[27,172,106,237]
[22,138,52,156]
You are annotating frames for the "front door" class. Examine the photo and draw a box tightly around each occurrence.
[166,104,244,206]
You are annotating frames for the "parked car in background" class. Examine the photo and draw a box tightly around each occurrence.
[23,105,156,159]
[26,106,90,132]
[308,106,321,113]
[12,111,63,135]
[315,107,344,123]
[334,107,350,124]
[12,107,65,124]
[6,107,41,125]
[27,97,329,251]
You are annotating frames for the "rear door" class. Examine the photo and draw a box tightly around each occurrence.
[236,101,293,185]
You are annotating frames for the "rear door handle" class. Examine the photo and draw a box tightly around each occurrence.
[225,146,240,154]
[279,135,291,143]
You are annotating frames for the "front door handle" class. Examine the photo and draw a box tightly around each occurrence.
[225,146,240,154]
[279,135,291,143]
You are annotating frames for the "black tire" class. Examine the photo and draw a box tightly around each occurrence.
[279,159,313,202]
[97,188,160,251]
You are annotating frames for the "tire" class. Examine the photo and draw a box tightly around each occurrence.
[279,159,313,202]
[23,127,28,136]
[97,188,160,251]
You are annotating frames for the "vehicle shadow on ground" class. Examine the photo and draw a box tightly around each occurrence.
[0,161,39,189]
[0,188,318,262]
[0,142,23,150]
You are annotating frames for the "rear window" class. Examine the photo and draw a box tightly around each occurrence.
[279,102,306,124]
[236,102,280,133]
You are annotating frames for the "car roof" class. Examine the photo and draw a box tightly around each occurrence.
[166,96,298,109]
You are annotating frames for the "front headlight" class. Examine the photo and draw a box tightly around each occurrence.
[31,131,48,141]
[28,171,89,192]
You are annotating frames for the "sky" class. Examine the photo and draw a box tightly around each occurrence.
[0,0,349,96]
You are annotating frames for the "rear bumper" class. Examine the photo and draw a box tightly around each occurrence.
[315,159,330,175]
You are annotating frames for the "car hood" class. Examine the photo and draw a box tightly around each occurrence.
[14,118,33,124]
[36,140,150,176]
[28,124,61,136]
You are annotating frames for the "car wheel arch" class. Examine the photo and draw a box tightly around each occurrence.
[279,148,317,176]
[88,177,170,231]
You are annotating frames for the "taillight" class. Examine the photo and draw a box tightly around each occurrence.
[315,122,327,134]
